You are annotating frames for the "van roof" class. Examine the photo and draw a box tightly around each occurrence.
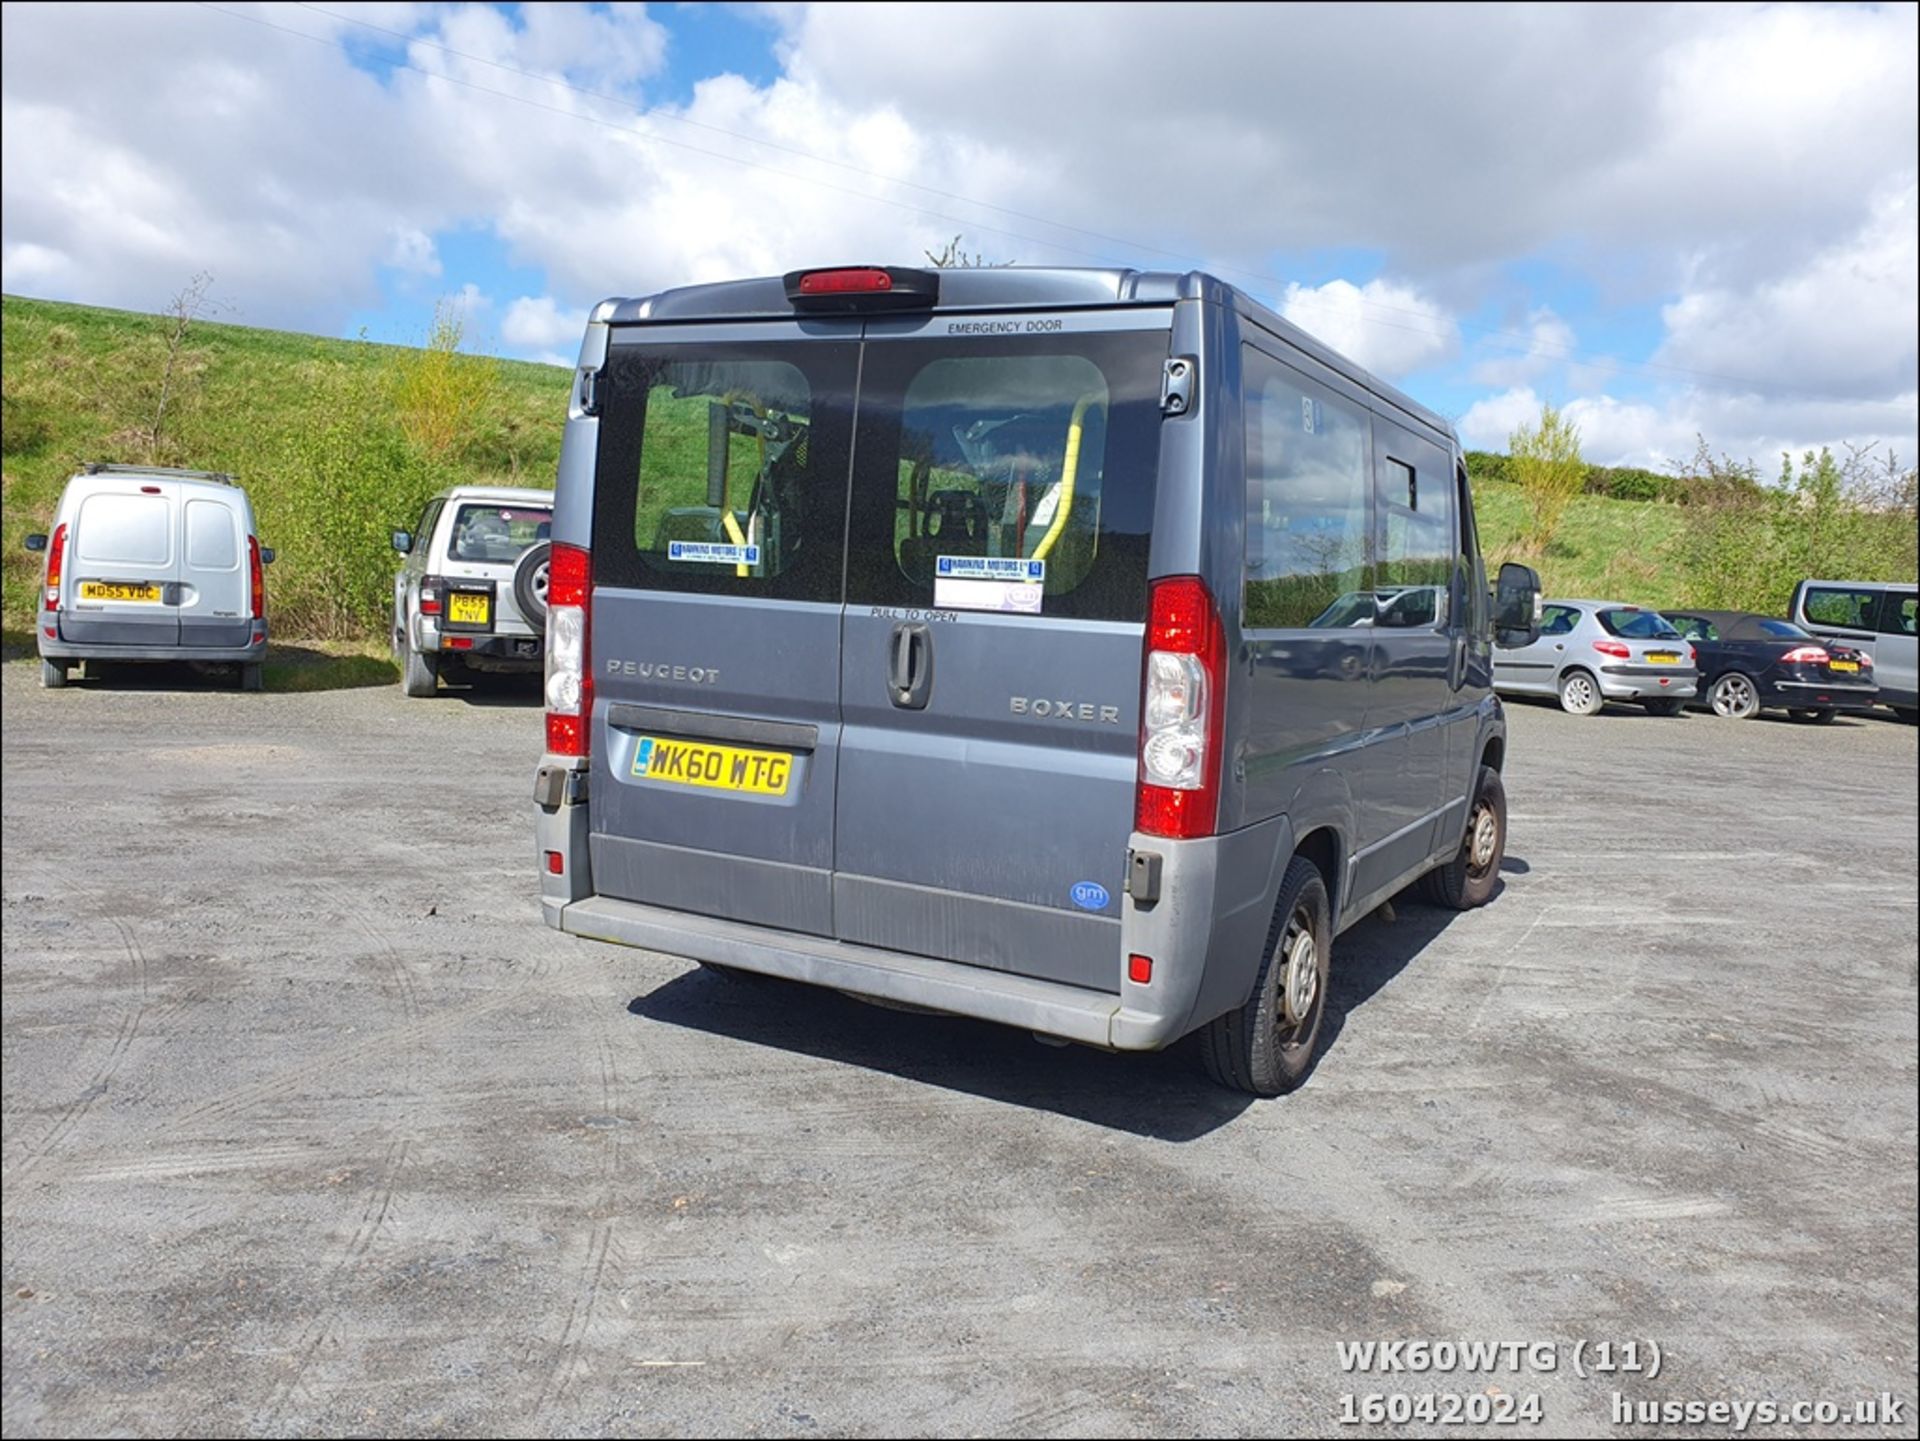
[591,266,1454,441]
[73,462,238,487]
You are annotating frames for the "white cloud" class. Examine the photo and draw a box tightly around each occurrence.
[501,294,584,353]
[1280,279,1458,379]
[1470,309,1577,388]
[1458,388,1548,454]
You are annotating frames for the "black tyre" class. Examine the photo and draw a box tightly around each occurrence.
[238,662,264,693]
[400,631,438,698]
[1787,707,1835,725]
[1641,696,1685,717]
[1558,668,1603,715]
[1894,707,1918,725]
[1422,765,1507,911]
[39,658,68,689]
[1199,856,1332,1097]
[1708,672,1760,719]
[513,541,552,630]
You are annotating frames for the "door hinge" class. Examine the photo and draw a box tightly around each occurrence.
[1160,356,1196,416]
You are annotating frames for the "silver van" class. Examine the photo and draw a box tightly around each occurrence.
[24,463,271,690]
[1789,580,1917,723]
[533,266,1542,1095]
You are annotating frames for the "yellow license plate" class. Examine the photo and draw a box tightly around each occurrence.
[446,592,490,624]
[1830,659,1859,672]
[1647,652,1679,664]
[79,581,162,603]
[631,735,792,796]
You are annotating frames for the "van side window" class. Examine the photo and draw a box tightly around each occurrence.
[1376,452,1453,629]
[1242,348,1371,629]
[1455,464,1486,637]
[1879,592,1916,637]
[76,494,171,566]
[1803,586,1878,630]
[185,499,238,570]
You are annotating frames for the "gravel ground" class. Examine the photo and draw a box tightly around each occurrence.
[2,660,1915,1439]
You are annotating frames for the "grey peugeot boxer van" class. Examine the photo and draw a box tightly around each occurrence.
[534,266,1542,1095]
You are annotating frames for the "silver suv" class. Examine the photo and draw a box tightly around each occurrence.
[390,485,553,697]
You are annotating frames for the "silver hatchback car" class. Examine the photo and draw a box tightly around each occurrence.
[1493,599,1698,715]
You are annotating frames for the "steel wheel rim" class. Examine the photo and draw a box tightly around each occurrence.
[1277,910,1319,1044]
[1466,801,1500,881]
[1564,675,1596,712]
[532,560,549,604]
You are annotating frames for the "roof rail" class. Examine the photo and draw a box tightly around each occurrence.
[80,461,237,486]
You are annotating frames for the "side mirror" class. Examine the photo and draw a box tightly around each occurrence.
[1493,562,1543,648]
[24,533,48,552]
[391,530,413,555]
[259,547,276,565]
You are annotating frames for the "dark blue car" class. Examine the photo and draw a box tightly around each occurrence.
[1662,609,1878,723]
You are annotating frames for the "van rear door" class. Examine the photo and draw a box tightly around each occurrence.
[62,483,181,648]
[177,492,252,648]
[833,315,1169,993]
[586,325,860,937]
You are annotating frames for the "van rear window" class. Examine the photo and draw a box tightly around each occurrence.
[77,494,171,566]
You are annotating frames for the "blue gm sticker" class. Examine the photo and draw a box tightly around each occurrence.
[1070,880,1110,912]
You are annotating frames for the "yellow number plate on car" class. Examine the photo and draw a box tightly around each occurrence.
[1829,659,1859,672]
[631,735,792,796]
[78,581,162,603]
[1647,652,1679,664]
[446,592,490,624]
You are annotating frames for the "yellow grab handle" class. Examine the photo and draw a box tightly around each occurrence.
[1032,392,1102,563]
[721,508,750,577]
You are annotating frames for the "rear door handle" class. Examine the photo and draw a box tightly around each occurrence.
[889,622,934,709]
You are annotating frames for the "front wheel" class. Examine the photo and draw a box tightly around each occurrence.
[1788,708,1835,725]
[1641,696,1686,717]
[1423,765,1507,911]
[1709,672,1760,719]
[1558,669,1603,715]
[39,658,68,689]
[1199,856,1332,1097]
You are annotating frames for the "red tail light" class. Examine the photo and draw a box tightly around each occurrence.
[1136,576,1226,839]
[545,542,592,757]
[798,268,893,295]
[248,535,265,620]
[1781,646,1830,665]
[43,522,68,609]
[1593,640,1630,658]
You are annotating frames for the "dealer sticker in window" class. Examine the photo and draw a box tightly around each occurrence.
[936,555,1045,583]
[668,541,761,566]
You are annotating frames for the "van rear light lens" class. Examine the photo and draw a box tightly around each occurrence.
[248,535,264,619]
[798,268,893,295]
[545,543,592,757]
[1782,646,1830,664]
[1127,954,1153,985]
[545,850,564,875]
[43,522,68,609]
[1136,576,1225,840]
[1592,640,1630,658]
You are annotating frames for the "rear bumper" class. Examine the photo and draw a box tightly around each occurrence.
[1769,679,1879,710]
[1597,664,1697,699]
[534,756,1257,1051]
[37,629,267,664]
[415,614,542,666]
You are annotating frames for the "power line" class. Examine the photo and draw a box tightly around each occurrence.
[195,1,1803,396]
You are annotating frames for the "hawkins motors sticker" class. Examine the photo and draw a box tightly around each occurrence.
[668,540,761,566]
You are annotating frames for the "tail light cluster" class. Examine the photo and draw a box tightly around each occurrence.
[1593,640,1630,658]
[1781,646,1831,665]
[42,522,68,609]
[1136,576,1225,839]
[248,536,265,621]
[545,542,592,757]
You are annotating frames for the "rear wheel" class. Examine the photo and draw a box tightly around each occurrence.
[1709,672,1760,719]
[400,631,438,698]
[1422,766,1507,911]
[1641,696,1685,717]
[1558,669,1603,716]
[238,663,264,693]
[1787,707,1835,725]
[39,658,68,689]
[1895,707,1918,725]
[1200,856,1331,1097]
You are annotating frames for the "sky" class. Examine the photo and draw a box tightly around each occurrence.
[3,1,1916,471]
